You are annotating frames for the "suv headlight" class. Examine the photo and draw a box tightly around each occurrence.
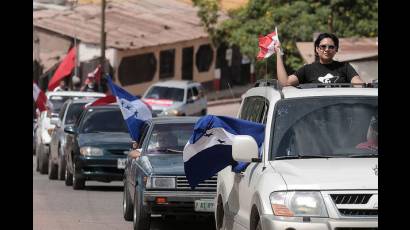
[270,191,328,217]
[146,176,176,189]
[80,147,103,156]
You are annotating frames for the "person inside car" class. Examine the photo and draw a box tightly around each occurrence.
[356,115,378,151]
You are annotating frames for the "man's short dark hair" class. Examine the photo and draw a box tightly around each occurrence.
[314,33,339,57]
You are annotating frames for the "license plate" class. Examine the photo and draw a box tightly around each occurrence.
[117,158,126,169]
[194,199,214,212]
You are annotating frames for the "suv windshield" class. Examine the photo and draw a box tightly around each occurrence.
[147,123,195,154]
[271,97,377,159]
[145,86,184,102]
[79,108,128,133]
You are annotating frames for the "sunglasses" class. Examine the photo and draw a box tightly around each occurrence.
[318,45,336,50]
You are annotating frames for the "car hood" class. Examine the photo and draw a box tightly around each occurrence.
[270,158,378,190]
[148,154,184,175]
[78,132,132,147]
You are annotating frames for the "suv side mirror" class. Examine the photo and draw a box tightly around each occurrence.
[64,125,77,134]
[232,135,259,163]
[50,117,60,127]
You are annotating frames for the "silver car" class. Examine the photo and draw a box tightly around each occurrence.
[142,80,207,117]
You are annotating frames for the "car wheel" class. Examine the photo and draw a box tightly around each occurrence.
[201,109,207,116]
[57,149,66,180]
[72,163,85,190]
[65,164,73,186]
[133,187,150,230]
[39,145,49,175]
[123,184,134,221]
[216,195,225,230]
[48,153,58,180]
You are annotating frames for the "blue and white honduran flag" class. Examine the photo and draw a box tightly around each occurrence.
[183,115,265,188]
[107,77,152,141]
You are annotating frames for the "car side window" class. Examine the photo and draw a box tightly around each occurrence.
[59,103,68,120]
[192,87,199,97]
[239,97,254,120]
[240,96,269,124]
[187,88,194,100]
[138,123,150,149]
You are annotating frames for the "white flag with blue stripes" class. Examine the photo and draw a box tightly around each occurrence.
[107,77,152,141]
[183,115,265,188]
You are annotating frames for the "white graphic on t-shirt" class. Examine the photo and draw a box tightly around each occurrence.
[318,73,339,83]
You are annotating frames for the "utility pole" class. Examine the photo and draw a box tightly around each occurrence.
[100,0,106,92]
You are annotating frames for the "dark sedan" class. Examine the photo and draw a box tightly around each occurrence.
[48,98,95,181]
[123,117,217,230]
[64,105,132,190]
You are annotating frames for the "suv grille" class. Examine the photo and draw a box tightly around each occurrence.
[329,193,377,217]
[176,176,217,191]
[331,194,372,204]
[338,209,378,216]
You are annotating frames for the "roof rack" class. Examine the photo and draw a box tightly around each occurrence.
[297,82,378,89]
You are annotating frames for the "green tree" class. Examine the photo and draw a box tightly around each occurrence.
[193,0,377,78]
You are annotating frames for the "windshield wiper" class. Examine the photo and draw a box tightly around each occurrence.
[348,153,378,158]
[275,155,334,160]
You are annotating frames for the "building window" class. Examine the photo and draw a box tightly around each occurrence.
[159,49,175,79]
[196,44,213,72]
[118,53,157,86]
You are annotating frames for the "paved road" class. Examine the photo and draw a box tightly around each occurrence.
[207,101,241,117]
[33,156,215,230]
[33,102,240,230]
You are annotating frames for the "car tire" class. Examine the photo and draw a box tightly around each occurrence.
[72,163,85,190]
[39,145,49,175]
[65,164,73,186]
[57,149,66,180]
[48,153,58,180]
[133,187,150,230]
[216,195,225,230]
[123,185,134,221]
[201,109,207,116]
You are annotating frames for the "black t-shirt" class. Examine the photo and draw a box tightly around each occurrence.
[293,61,358,84]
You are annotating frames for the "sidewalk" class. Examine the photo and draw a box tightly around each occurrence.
[206,83,253,107]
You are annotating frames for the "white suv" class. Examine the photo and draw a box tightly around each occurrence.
[215,81,378,230]
[142,80,207,117]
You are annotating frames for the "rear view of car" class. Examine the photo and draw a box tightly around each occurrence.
[64,105,132,190]
[142,80,207,117]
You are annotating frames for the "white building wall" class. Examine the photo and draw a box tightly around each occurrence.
[78,43,118,68]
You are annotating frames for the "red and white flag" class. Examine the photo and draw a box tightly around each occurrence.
[48,47,76,91]
[84,94,115,108]
[257,27,281,60]
[33,82,49,112]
